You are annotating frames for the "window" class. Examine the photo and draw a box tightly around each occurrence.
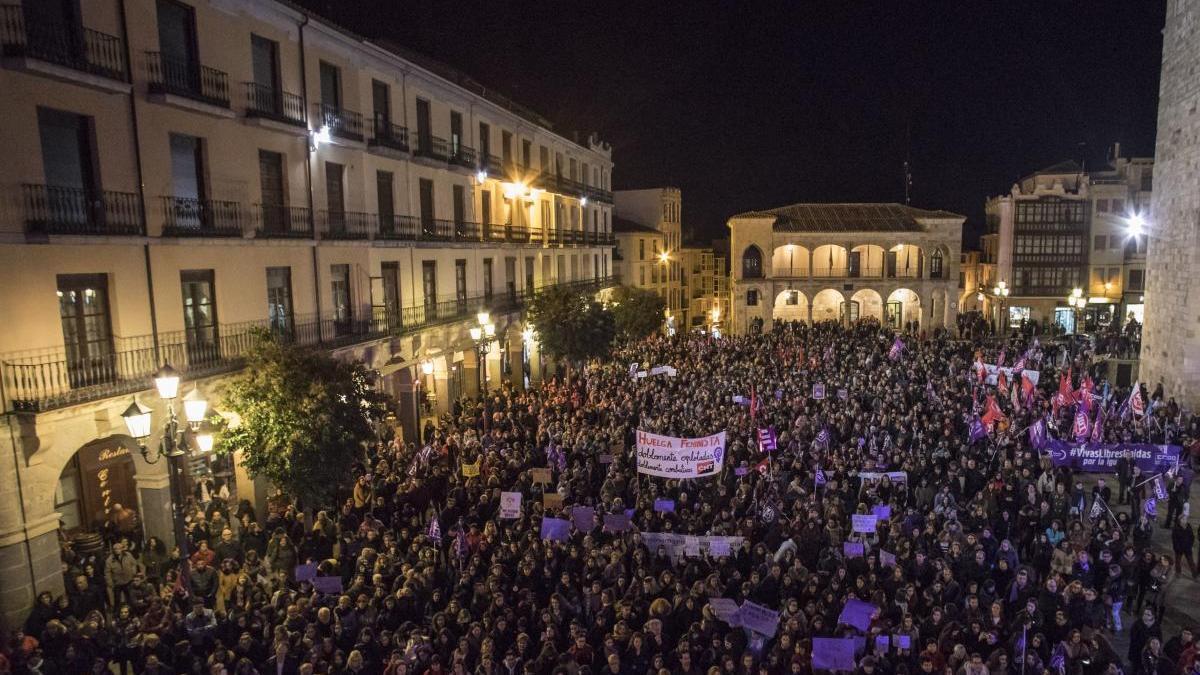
[181,269,218,364]
[250,35,281,110]
[747,289,759,306]
[478,122,490,156]
[330,264,351,335]
[483,258,494,301]
[524,256,535,293]
[481,190,492,226]
[1140,168,1153,192]
[422,261,437,318]
[1128,269,1144,291]
[37,107,100,230]
[54,456,82,532]
[639,239,645,260]
[452,184,465,228]
[455,259,468,312]
[640,267,646,285]
[930,250,944,278]
[741,245,763,278]
[377,171,395,232]
[501,130,513,166]
[419,178,434,233]
[168,133,206,229]
[539,146,549,171]
[522,139,532,168]
[156,0,198,90]
[1094,235,1106,251]
[651,266,659,284]
[1111,198,1124,215]
[380,261,401,331]
[266,267,293,337]
[325,161,345,229]
[318,61,341,108]
[258,149,285,231]
[1096,199,1109,213]
[58,274,114,387]
[415,99,432,153]
[372,79,390,131]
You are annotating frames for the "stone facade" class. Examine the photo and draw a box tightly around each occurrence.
[1139,0,1200,408]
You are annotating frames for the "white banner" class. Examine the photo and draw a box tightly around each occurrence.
[858,471,908,483]
[636,430,726,478]
[640,532,746,559]
[983,363,1040,386]
[500,492,522,519]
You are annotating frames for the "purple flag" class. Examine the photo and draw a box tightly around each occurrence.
[838,598,879,632]
[570,506,595,530]
[1072,408,1091,442]
[888,338,905,361]
[813,383,826,400]
[1153,475,1168,500]
[1029,418,1047,450]
[814,466,827,487]
[454,522,469,559]
[312,576,343,595]
[734,466,749,476]
[925,380,940,404]
[295,563,317,582]
[757,427,777,453]
[812,638,859,672]
[540,517,571,541]
[969,415,988,443]
[1144,498,1157,517]
[653,499,675,513]
[1090,405,1105,443]
[816,426,831,447]
[427,513,442,543]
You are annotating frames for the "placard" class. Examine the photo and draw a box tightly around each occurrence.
[851,514,878,533]
[312,576,343,595]
[499,492,522,519]
[295,563,317,582]
[813,383,826,400]
[653,499,675,512]
[635,430,726,479]
[461,461,480,477]
[603,513,632,533]
[843,541,864,558]
[531,468,553,484]
[539,517,570,541]
[837,388,849,400]
[709,598,742,627]
[738,600,780,638]
[542,492,564,510]
[571,505,595,530]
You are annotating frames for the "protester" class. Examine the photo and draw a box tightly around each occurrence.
[3,319,1196,675]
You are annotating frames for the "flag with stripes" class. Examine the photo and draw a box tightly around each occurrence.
[427,513,442,543]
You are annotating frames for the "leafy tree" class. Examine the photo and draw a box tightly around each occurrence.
[609,285,667,341]
[214,331,389,506]
[526,285,615,368]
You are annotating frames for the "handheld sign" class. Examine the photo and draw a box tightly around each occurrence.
[499,492,522,519]
[851,514,878,533]
[531,468,553,484]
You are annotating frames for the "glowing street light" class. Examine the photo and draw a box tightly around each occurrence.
[1126,213,1146,239]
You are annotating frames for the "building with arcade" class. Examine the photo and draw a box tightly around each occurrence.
[727,203,964,335]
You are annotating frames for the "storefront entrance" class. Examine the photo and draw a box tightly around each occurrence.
[59,435,140,534]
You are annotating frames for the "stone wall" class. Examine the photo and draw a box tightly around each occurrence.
[1140,0,1200,408]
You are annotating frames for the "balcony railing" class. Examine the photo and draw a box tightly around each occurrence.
[481,154,504,176]
[369,117,408,152]
[161,197,243,237]
[243,82,304,126]
[314,103,364,141]
[22,184,144,236]
[145,51,230,108]
[413,134,448,161]
[254,204,312,238]
[1,276,617,413]
[318,210,376,240]
[377,214,421,241]
[0,5,127,81]
[449,144,476,168]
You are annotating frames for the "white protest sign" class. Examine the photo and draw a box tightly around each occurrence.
[858,471,908,483]
[852,514,878,533]
[983,363,1040,386]
[709,598,743,627]
[499,492,522,519]
[636,430,726,479]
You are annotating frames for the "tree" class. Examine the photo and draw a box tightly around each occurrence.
[214,331,389,506]
[609,285,667,341]
[526,285,615,369]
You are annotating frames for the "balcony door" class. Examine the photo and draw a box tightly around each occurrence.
[37,107,97,229]
[380,261,401,332]
[250,34,280,113]
[422,261,437,321]
[455,259,468,314]
[181,269,218,366]
[325,161,345,231]
[330,264,352,336]
[319,61,340,109]
[23,0,83,62]
[266,267,293,339]
[415,98,431,153]
[372,79,390,132]
[419,178,434,235]
[156,0,199,92]
[450,111,463,157]
[169,133,205,229]
[376,170,395,234]
[258,150,285,231]
[57,274,114,388]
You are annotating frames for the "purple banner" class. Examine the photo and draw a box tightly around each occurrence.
[312,576,343,595]
[653,499,675,512]
[838,598,878,632]
[1046,441,1180,474]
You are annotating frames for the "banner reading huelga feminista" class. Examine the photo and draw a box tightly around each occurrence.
[636,430,726,478]
[1045,440,1180,474]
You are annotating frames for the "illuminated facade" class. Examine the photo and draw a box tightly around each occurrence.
[0,0,615,623]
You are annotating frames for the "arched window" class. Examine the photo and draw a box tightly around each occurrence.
[742,245,763,278]
[930,250,944,279]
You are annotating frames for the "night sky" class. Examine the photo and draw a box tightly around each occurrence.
[295,1,1165,247]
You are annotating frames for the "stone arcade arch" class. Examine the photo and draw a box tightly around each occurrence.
[850,288,884,322]
[811,288,845,323]
[886,288,922,329]
[770,244,810,278]
[772,289,809,324]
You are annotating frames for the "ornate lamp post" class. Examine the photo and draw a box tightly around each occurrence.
[469,312,496,395]
[992,281,1010,335]
[121,365,212,589]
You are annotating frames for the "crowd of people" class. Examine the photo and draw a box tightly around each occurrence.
[3,319,1198,675]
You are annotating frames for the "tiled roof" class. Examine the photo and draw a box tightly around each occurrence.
[612,216,661,234]
[730,203,963,233]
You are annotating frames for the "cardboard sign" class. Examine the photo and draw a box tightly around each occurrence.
[709,598,743,627]
[531,468,553,484]
[837,388,849,400]
[738,600,781,638]
[499,492,522,519]
[542,492,564,510]
[461,461,480,478]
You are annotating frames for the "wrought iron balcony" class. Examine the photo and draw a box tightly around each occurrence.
[449,144,476,168]
[254,204,312,238]
[161,197,243,237]
[22,184,143,236]
[1,276,617,413]
[377,214,421,241]
[314,103,364,141]
[243,82,304,126]
[413,134,448,161]
[145,51,230,107]
[318,210,376,240]
[0,5,127,81]
[369,117,408,152]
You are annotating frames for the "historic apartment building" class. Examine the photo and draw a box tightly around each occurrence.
[678,245,727,334]
[981,151,1150,332]
[1140,0,1200,409]
[0,0,615,626]
[728,203,963,335]
[612,187,684,328]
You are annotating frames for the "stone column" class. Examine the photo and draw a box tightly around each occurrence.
[135,473,174,547]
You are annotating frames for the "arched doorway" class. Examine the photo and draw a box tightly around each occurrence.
[812,245,849,278]
[741,245,763,279]
[772,289,809,324]
[850,289,884,322]
[886,288,922,330]
[771,245,810,278]
[850,245,886,278]
[889,244,924,279]
[58,435,141,535]
[811,288,845,323]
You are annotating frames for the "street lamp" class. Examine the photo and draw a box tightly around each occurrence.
[992,281,1010,335]
[121,365,212,591]
[1125,212,1146,240]
[1067,287,1086,334]
[470,315,496,395]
